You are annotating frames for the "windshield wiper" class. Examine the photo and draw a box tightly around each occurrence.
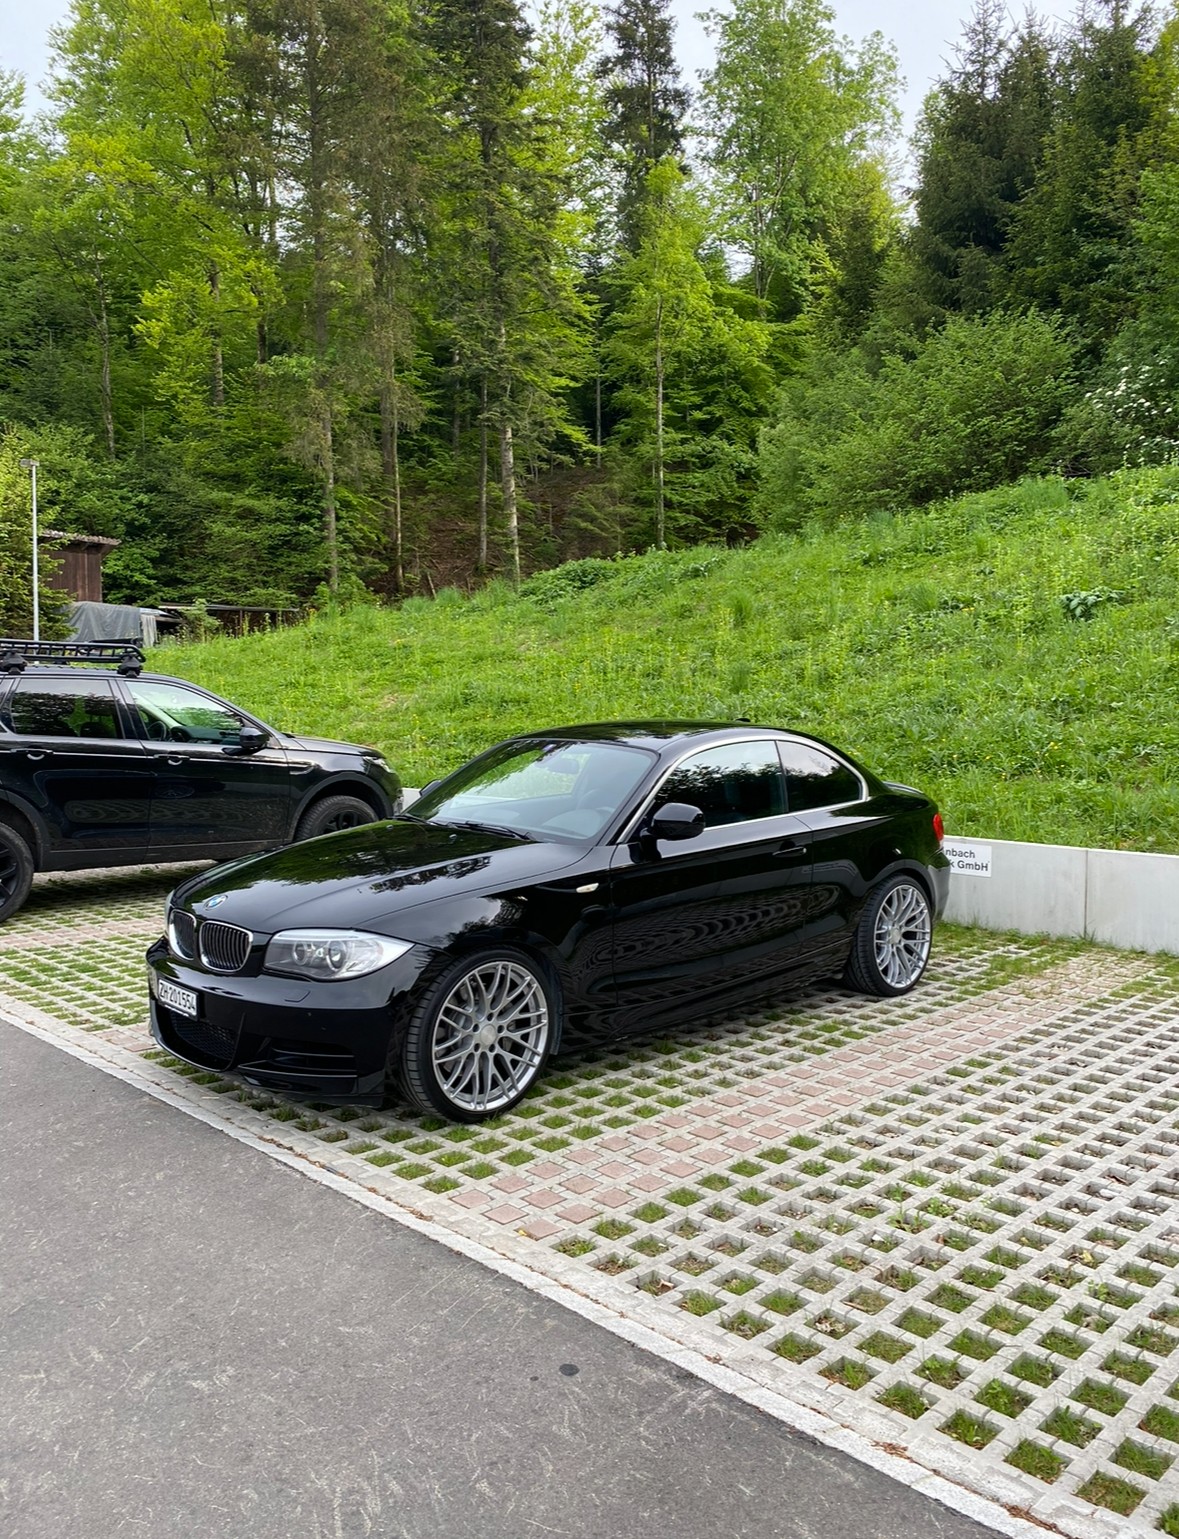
[437,818,532,842]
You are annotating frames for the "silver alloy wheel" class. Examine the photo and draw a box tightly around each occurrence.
[872,881,931,989]
[431,959,549,1113]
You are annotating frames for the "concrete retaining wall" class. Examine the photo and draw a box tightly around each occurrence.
[943,835,1179,956]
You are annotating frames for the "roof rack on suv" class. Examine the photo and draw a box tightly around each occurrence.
[0,639,146,677]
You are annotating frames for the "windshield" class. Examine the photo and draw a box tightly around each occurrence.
[409,739,655,842]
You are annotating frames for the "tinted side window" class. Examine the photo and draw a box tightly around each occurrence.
[7,677,122,739]
[654,742,785,829]
[127,681,244,745]
[780,743,862,811]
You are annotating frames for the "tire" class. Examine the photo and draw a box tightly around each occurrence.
[842,874,932,997]
[397,948,555,1123]
[294,794,378,841]
[0,822,34,925]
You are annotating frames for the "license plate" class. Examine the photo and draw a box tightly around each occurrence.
[158,979,198,1018]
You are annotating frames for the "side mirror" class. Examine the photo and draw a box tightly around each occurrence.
[234,725,269,755]
[648,802,705,841]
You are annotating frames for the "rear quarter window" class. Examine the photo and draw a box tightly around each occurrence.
[779,742,862,812]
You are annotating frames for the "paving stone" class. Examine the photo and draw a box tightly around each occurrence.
[7,873,1175,1539]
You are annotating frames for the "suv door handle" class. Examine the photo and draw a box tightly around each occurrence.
[25,749,52,761]
[165,755,186,766]
[774,840,810,862]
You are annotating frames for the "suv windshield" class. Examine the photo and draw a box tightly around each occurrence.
[410,739,654,842]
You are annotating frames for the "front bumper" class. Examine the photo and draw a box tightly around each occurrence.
[147,938,435,1105]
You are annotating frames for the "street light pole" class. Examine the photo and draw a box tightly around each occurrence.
[19,457,39,642]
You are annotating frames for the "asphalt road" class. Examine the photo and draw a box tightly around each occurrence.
[0,1019,1004,1539]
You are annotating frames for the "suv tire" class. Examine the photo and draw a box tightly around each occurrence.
[294,794,378,842]
[0,822,35,924]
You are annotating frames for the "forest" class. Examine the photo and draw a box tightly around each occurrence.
[0,0,1177,621]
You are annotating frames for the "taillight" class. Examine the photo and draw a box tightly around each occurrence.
[933,812,945,843]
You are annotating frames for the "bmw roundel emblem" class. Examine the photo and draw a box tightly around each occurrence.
[205,894,227,910]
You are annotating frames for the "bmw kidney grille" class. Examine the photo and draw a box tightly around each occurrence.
[198,919,253,974]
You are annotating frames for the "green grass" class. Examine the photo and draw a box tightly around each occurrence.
[1113,1439,1174,1480]
[153,465,1179,853]
[877,1383,929,1419]
[976,1380,1032,1418]
[942,1410,997,1449]
[1005,1441,1067,1483]
[1076,1471,1145,1516]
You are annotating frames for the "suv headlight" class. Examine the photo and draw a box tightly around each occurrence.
[264,930,413,981]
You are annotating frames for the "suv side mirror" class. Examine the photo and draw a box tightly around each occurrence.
[648,802,705,841]
[233,725,269,755]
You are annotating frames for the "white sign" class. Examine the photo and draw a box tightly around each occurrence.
[944,840,993,878]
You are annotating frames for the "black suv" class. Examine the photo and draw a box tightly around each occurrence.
[0,640,402,922]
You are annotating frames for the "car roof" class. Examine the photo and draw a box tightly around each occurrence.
[519,721,817,751]
[5,666,204,687]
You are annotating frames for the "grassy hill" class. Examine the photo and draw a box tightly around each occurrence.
[156,467,1179,854]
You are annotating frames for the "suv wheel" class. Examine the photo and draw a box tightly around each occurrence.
[294,794,378,842]
[0,823,34,924]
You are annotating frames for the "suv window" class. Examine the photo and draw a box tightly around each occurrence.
[6,677,123,739]
[780,742,862,811]
[654,741,786,828]
[127,680,245,746]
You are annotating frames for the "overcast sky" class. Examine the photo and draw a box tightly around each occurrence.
[2,0,1069,153]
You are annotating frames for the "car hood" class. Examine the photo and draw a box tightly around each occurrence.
[280,731,366,755]
[173,819,583,934]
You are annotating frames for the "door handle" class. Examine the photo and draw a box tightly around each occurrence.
[25,749,52,761]
[165,755,185,767]
[774,841,810,861]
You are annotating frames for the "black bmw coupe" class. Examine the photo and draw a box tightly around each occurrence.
[147,722,950,1122]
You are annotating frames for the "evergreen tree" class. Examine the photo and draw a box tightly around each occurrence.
[596,0,690,252]
[1003,0,1161,343]
[910,1,1055,315]
[429,0,588,583]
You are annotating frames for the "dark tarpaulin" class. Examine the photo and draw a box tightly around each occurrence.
[68,602,160,647]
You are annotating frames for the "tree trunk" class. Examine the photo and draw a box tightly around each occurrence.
[478,375,489,571]
[94,253,116,457]
[452,349,462,458]
[501,419,520,587]
[654,295,665,551]
[595,366,602,470]
[380,371,404,594]
[209,264,225,407]
[323,402,339,595]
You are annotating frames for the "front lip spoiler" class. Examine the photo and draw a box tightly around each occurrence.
[148,1004,389,1106]
[236,1061,387,1105]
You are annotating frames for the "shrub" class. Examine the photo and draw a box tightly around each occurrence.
[759,311,1078,524]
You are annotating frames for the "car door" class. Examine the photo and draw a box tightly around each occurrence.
[0,674,151,857]
[608,740,814,1032]
[121,678,293,853]
[779,739,881,965]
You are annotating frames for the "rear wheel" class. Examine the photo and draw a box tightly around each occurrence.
[843,875,932,997]
[0,823,34,924]
[398,949,553,1122]
[294,794,377,841]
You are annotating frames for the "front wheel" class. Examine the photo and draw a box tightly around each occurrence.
[397,949,554,1122]
[294,794,377,841]
[843,875,932,997]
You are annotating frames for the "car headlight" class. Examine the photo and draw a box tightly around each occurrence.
[264,929,414,981]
